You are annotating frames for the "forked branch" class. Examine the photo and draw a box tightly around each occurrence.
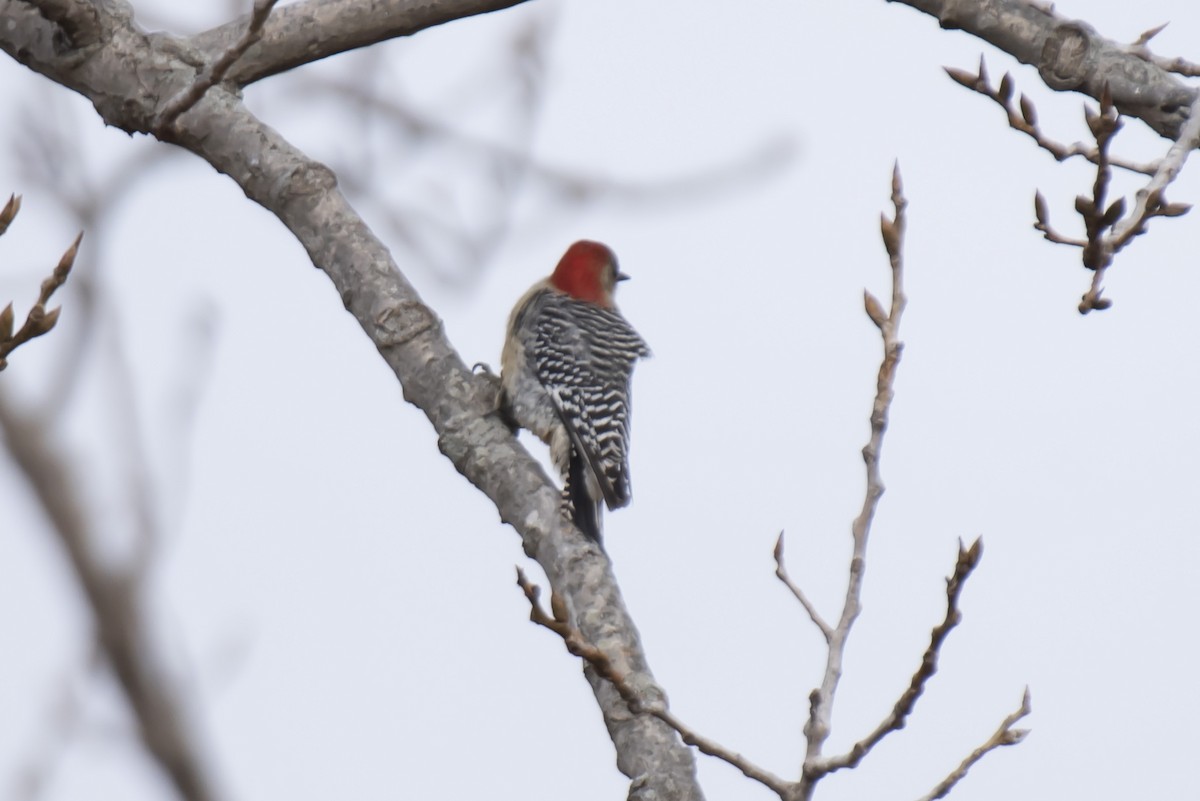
[156,0,280,134]
[949,58,1200,312]
[515,568,793,797]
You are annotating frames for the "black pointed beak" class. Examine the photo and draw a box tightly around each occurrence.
[616,271,631,282]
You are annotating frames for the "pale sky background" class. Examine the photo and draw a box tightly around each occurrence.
[1,2,1198,800]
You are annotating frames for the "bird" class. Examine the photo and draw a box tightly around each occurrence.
[501,240,650,542]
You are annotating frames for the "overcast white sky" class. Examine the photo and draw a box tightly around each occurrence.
[1,2,1198,800]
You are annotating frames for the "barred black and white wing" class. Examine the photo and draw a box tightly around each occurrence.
[528,291,650,511]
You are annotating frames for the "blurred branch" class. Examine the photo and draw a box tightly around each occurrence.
[155,0,279,134]
[190,0,536,86]
[0,195,80,371]
[916,689,1032,801]
[305,72,790,285]
[0,392,225,801]
[8,647,99,801]
[10,94,179,416]
[889,0,1196,139]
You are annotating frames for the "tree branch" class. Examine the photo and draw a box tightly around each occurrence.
[916,689,1032,801]
[798,164,908,798]
[155,0,279,134]
[944,58,1158,175]
[1078,92,1200,312]
[0,195,80,371]
[773,531,833,643]
[889,0,1196,140]
[189,0,535,87]
[517,569,790,798]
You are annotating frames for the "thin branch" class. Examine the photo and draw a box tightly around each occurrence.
[1032,190,1087,247]
[891,0,1197,139]
[799,164,908,798]
[945,59,1157,176]
[817,539,984,776]
[948,56,1198,313]
[0,202,81,371]
[773,532,832,643]
[1078,92,1200,312]
[1126,22,1200,78]
[516,569,793,799]
[156,0,279,134]
[915,689,1033,801]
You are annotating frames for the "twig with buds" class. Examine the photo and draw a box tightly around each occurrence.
[945,57,1157,175]
[0,194,81,371]
[916,689,1032,801]
[949,56,1200,313]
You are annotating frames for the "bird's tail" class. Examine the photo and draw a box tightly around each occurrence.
[563,449,603,543]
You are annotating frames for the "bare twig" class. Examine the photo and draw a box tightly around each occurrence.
[1126,22,1200,78]
[915,689,1032,801]
[1032,190,1087,247]
[818,539,984,776]
[945,58,1156,175]
[155,0,279,134]
[0,201,81,371]
[516,568,793,798]
[773,532,832,643]
[798,164,908,799]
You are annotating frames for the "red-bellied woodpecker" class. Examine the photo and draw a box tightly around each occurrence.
[501,240,650,542]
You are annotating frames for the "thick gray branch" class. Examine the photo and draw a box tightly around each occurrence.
[889,0,1197,138]
[0,2,703,798]
[190,0,534,86]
